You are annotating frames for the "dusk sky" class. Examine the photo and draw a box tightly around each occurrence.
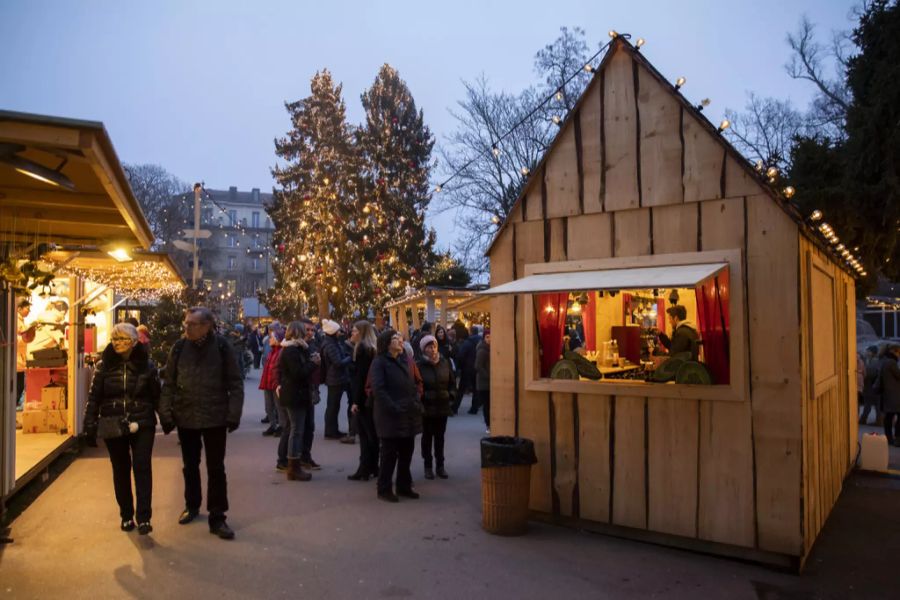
[1,0,856,250]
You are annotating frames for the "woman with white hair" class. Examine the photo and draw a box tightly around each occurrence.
[83,322,161,535]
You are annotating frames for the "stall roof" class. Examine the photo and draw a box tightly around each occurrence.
[481,263,727,296]
[0,110,154,249]
[44,249,185,295]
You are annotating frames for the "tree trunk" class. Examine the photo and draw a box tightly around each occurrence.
[316,283,330,318]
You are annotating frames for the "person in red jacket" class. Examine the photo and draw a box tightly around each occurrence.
[259,325,284,439]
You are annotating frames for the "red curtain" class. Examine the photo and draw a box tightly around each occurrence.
[694,269,731,384]
[583,292,597,351]
[656,298,666,334]
[622,292,632,325]
[536,293,569,377]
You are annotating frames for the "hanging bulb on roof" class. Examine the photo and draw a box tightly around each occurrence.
[717,119,730,132]
[491,146,500,157]
[697,98,711,111]
[635,38,645,49]
[435,184,442,193]
[810,209,823,222]
[521,166,530,176]
[491,215,501,224]
[766,166,779,179]
[584,64,595,73]
[552,115,562,125]
[608,30,618,38]
[675,77,686,90]
[783,186,795,199]
[555,90,563,101]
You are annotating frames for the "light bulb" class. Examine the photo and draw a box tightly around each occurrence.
[810,209,823,222]
[783,186,795,199]
[491,146,500,157]
[491,215,500,224]
[521,167,530,176]
[323,177,330,185]
[435,184,442,192]
[718,119,730,132]
[584,64,594,73]
[608,30,618,38]
[755,160,764,172]
[675,77,686,89]
[552,115,561,125]
[300,254,307,262]
[555,91,563,101]
[331,286,338,294]
[766,166,778,179]
[836,244,845,251]
[635,38,645,48]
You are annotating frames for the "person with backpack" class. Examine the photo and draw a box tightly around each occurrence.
[158,307,244,540]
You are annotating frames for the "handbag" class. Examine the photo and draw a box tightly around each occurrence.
[97,415,128,440]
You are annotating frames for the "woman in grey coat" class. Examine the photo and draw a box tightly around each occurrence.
[879,344,900,445]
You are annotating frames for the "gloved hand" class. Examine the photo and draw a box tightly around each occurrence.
[227,421,239,433]
[161,421,175,435]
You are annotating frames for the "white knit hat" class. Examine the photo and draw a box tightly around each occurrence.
[321,319,340,336]
[419,334,437,352]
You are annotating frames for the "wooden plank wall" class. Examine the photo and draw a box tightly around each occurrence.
[487,43,835,558]
[798,236,856,556]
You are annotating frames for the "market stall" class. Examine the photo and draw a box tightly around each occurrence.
[480,38,857,569]
[0,110,156,507]
[385,285,487,337]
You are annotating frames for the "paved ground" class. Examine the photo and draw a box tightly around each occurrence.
[1,372,898,599]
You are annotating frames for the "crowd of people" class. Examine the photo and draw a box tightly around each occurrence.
[82,306,490,538]
[858,342,900,446]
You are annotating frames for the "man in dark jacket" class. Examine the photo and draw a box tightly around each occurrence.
[454,326,482,415]
[321,319,353,440]
[158,307,244,540]
[880,344,900,446]
[475,329,491,432]
[658,305,700,360]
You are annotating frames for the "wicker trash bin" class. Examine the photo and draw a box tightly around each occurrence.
[480,436,538,536]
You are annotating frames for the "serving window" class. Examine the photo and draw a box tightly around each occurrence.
[487,249,746,402]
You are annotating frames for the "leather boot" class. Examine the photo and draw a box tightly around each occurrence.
[286,458,312,481]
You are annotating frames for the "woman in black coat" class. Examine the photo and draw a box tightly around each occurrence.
[416,335,456,480]
[277,321,318,481]
[348,320,378,481]
[369,329,423,502]
[83,323,161,535]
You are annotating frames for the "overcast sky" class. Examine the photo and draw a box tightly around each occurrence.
[0,0,856,250]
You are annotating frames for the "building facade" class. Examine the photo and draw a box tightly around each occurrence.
[191,186,275,299]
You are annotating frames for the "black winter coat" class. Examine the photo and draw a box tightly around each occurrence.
[416,356,455,417]
[158,333,244,429]
[475,341,491,391]
[458,335,481,374]
[879,354,900,413]
[351,345,375,408]
[370,352,423,438]
[277,341,315,408]
[84,342,160,434]
[322,334,352,386]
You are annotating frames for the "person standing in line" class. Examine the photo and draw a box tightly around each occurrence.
[416,335,455,480]
[259,325,284,437]
[348,320,379,481]
[158,307,244,540]
[247,323,262,370]
[454,325,482,415]
[83,323,161,535]
[861,345,881,425]
[879,343,900,446]
[370,329,424,502]
[299,318,323,470]
[276,321,319,481]
[321,319,353,441]
[475,329,491,434]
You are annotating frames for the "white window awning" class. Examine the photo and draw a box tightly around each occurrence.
[480,263,728,296]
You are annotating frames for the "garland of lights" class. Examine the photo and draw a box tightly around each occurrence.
[54,262,185,300]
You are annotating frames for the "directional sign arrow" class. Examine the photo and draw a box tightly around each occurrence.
[181,229,212,239]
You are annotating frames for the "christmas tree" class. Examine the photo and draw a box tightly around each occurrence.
[355,64,438,308]
[265,70,359,318]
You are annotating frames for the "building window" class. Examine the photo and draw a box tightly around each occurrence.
[228,210,237,226]
[228,256,236,270]
[252,258,260,271]
[252,212,260,228]
[227,280,237,295]
[227,236,236,248]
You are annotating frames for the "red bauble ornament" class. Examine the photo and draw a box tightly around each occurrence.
[391,117,398,125]
[278,244,285,253]
[408,161,415,168]
[375,288,382,294]
[352,282,360,289]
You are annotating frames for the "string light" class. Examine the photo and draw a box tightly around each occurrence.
[608,30,618,38]
[491,146,500,157]
[696,98,711,111]
[675,76,686,90]
[552,115,562,125]
[783,186,795,199]
[717,119,730,133]
[810,210,823,222]
[635,38,645,49]
[491,215,501,224]
[555,91,563,101]
[521,167,530,176]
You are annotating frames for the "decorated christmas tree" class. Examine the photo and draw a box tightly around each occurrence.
[265,70,359,318]
[355,64,438,308]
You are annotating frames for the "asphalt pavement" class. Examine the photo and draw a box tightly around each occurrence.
[0,371,897,599]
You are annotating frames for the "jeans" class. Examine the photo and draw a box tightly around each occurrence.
[104,425,155,522]
[277,404,310,460]
[356,406,379,474]
[325,384,352,437]
[476,389,491,428]
[264,390,279,427]
[378,436,415,495]
[421,416,448,468]
[178,426,229,526]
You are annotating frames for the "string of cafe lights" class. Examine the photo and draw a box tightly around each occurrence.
[436,30,870,279]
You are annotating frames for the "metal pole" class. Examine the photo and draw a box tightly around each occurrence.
[192,183,202,288]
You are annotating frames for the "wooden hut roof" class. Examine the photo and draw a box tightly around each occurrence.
[484,37,851,276]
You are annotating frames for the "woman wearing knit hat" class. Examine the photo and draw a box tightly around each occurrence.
[416,334,456,479]
[369,329,424,502]
[320,319,354,441]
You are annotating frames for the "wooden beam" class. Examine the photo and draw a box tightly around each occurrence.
[0,188,118,212]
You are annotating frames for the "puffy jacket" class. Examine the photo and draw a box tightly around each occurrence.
[158,333,244,429]
[416,356,455,417]
[84,342,160,433]
[258,345,282,391]
[277,340,315,408]
[475,341,491,391]
[321,334,351,386]
[370,352,423,438]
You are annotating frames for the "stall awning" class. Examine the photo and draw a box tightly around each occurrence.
[44,249,185,296]
[481,263,728,296]
[0,110,154,249]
